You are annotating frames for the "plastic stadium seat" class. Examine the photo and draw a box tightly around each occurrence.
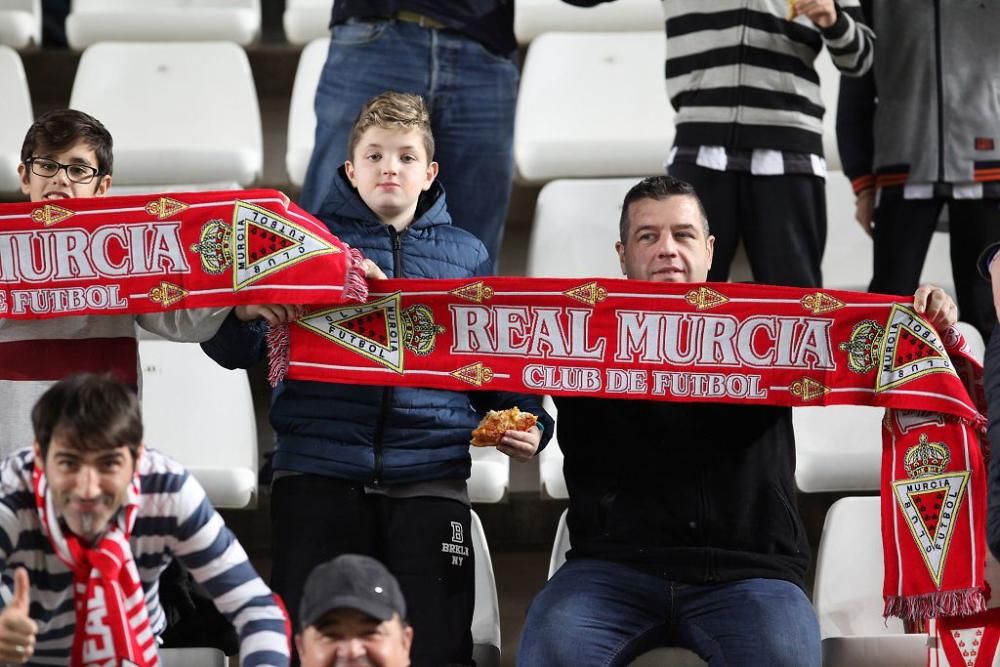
[514,0,662,44]
[514,31,672,183]
[160,647,226,666]
[469,445,510,503]
[283,0,332,45]
[69,42,262,192]
[548,510,708,666]
[286,37,327,187]
[0,46,31,196]
[538,396,567,499]
[471,510,501,667]
[814,497,928,666]
[0,0,40,49]
[138,339,258,509]
[793,405,884,493]
[66,0,260,49]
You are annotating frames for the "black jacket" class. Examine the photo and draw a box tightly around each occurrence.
[555,395,809,589]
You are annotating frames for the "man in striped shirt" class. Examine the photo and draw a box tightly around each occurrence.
[564,0,873,288]
[0,374,289,666]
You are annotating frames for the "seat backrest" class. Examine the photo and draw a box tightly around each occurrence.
[821,171,872,291]
[69,41,262,189]
[514,0,662,44]
[537,395,567,499]
[66,0,260,48]
[814,496,906,637]
[0,0,41,49]
[137,338,258,508]
[469,444,510,504]
[470,510,501,667]
[286,37,328,187]
[160,647,227,667]
[514,31,672,182]
[0,45,32,195]
[793,405,885,493]
[283,0,333,45]
[547,508,570,579]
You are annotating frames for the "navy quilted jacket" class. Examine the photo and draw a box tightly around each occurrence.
[203,169,552,484]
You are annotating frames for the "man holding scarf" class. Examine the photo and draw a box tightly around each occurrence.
[0,374,290,666]
[517,175,958,667]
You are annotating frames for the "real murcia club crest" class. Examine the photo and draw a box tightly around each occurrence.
[892,434,969,587]
[839,319,884,374]
[876,303,953,392]
[296,293,443,373]
[229,200,339,290]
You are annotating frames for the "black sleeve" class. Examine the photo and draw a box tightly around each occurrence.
[835,0,876,190]
[986,325,1000,559]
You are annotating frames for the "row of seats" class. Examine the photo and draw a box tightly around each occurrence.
[0,0,661,49]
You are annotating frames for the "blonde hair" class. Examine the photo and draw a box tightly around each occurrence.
[347,91,435,161]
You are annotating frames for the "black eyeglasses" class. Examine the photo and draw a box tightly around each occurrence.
[25,157,101,184]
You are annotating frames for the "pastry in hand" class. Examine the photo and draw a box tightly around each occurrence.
[470,407,538,447]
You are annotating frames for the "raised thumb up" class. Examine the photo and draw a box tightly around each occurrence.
[0,567,37,663]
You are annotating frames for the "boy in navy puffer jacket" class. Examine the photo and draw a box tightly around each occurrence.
[203,92,552,667]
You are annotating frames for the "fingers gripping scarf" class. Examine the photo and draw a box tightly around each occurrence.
[33,465,158,667]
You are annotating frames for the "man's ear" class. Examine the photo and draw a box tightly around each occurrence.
[294,633,304,658]
[422,161,439,191]
[706,234,716,271]
[32,441,43,464]
[615,240,627,276]
[402,623,414,654]
[344,160,357,186]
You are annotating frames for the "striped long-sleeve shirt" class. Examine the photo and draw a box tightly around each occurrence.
[662,0,873,156]
[0,448,289,666]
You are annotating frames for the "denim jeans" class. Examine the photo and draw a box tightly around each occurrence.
[300,19,519,273]
[517,558,821,667]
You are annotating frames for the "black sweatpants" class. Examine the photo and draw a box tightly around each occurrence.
[271,474,475,667]
[668,163,827,288]
[870,191,1000,340]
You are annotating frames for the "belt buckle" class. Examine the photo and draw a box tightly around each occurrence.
[396,11,444,30]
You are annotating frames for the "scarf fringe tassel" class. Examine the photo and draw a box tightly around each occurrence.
[885,588,988,622]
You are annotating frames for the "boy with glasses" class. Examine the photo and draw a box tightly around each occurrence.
[0,109,232,456]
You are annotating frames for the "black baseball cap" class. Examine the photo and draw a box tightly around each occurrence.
[298,554,407,630]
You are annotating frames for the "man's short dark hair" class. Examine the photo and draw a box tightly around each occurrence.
[619,175,710,242]
[20,109,114,177]
[31,374,142,459]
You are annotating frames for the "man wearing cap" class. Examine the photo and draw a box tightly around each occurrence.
[296,554,413,667]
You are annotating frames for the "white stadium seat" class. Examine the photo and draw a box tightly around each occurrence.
[69,41,262,192]
[469,445,510,504]
[548,510,708,666]
[814,497,928,666]
[0,45,32,196]
[538,396,567,499]
[0,0,40,49]
[471,510,501,667]
[283,0,333,45]
[793,405,884,493]
[160,647,226,666]
[286,37,328,187]
[66,0,261,49]
[514,31,672,183]
[514,0,662,45]
[138,339,258,509]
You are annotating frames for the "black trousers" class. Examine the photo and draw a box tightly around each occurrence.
[870,191,1000,340]
[668,163,827,288]
[271,474,475,667]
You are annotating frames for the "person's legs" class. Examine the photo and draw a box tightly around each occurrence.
[869,190,942,296]
[744,173,826,287]
[671,578,821,667]
[947,199,1000,340]
[517,559,673,667]
[426,32,519,271]
[270,474,378,663]
[382,496,475,667]
[667,162,742,283]
[299,21,433,216]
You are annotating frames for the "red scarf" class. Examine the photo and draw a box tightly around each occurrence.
[272,277,987,621]
[33,464,157,667]
[930,609,1000,666]
[0,189,367,319]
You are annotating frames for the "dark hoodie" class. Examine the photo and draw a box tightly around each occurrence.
[203,169,552,484]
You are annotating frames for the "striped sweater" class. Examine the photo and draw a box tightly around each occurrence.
[0,309,228,458]
[661,0,873,156]
[0,448,289,666]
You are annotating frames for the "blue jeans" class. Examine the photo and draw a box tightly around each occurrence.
[517,559,821,667]
[300,19,519,272]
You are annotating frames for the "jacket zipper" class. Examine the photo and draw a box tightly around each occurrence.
[933,0,945,181]
[369,228,404,486]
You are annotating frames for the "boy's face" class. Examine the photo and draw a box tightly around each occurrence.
[33,438,140,545]
[18,140,111,202]
[345,127,438,231]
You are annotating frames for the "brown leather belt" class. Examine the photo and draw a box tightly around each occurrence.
[394,10,446,30]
